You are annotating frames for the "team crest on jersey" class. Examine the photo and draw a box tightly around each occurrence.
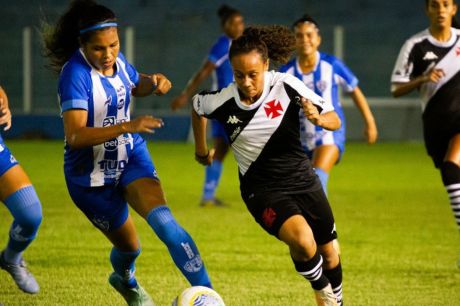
[316,80,328,93]
[264,100,284,119]
[423,51,438,60]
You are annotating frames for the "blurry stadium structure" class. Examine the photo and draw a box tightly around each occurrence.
[0,0,428,141]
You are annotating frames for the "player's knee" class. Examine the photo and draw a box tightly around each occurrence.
[288,233,316,259]
[441,161,460,185]
[147,205,188,246]
[5,186,42,236]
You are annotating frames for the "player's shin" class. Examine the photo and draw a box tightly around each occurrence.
[323,260,343,306]
[146,205,212,288]
[110,247,140,288]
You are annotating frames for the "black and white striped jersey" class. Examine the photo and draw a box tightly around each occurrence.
[193,71,334,194]
[391,28,460,119]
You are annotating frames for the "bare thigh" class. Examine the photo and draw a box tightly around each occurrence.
[0,165,32,201]
[312,145,340,173]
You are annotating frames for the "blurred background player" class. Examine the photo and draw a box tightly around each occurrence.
[391,0,460,267]
[42,1,212,304]
[170,4,244,207]
[192,25,342,306]
[0,86,42,294]
[280,14,377,196]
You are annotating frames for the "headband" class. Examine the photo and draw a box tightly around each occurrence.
[79,22,118,35]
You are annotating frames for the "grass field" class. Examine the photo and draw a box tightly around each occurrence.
[0,141,459,305]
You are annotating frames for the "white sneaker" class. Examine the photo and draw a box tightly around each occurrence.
[109,272,155,306]
[314,284,338,306]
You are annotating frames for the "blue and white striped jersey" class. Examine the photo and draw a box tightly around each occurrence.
[207,35,234,90]
[59,49,140,187]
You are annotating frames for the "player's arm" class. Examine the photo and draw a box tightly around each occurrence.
[132,73,172,97]
[301,97,341,131]
[63,110,163,149]
[349,87,377,144]
[171,61,216,111]
[0,86,12,131]
[191,109,213,165]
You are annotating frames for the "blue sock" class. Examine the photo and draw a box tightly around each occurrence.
[2,186,42,264]
[147,205,212,288]
[315,168,329,196]
[110,247,140,288]
[202,160,223,201]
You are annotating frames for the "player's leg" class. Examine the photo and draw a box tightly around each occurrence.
[201,120,229,206]
[318,243,342,306]
[124,178,212,288]
[312,145,340,196]
[0,153,42,294]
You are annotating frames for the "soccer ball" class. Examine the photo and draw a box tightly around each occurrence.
[172,286,225,306]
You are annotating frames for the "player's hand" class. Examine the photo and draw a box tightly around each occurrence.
[195,148,214,166]
[124,115,164,133]
[151,73,172,96]
[364,121,378,144]
[171,93,189,111]
[0,97,12,131]
[422,68,445,83]
[301,97,321,126]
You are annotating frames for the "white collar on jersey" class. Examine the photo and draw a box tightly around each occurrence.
[78,48,120,77]
[427,27,457,48]
[295,51,320,75]
[233,71,272,110]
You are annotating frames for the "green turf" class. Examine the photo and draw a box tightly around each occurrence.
[0,141,459,305]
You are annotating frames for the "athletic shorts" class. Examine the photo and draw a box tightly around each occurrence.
[65,140,159,232]
[241,187,337,245]
[0,138,19,177]
[423,120,460,168]
[211,119,229,143]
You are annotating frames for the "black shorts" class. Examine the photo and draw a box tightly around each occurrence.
[241,188,337,245]
[423,121,460,168]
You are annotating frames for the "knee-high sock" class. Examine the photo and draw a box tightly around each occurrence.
[324,261,343,306]
[110,247,140,288]
[147,205,212,288]
[441,161,460,230]
[202,160,223,201]
[315,168,329,196]
[293,251,330,290]
[3,186,42,264]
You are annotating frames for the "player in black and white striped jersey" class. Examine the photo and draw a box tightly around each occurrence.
[391,0,460,267]
[192,25,342,306]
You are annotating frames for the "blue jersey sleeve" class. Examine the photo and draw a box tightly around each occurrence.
[333,58,358,93]
[118,52,140,86]
[207,36,229,66]
[58,63,91,113]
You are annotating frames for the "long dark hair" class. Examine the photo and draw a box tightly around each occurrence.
[217,4,241,27]
[229,25,296,66]
[424,0,460,28]
[42,0,117,73]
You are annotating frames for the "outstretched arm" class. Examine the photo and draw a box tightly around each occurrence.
[171,61,215,110]
[0,86,12,131]
[191,109,214,165]
[349,87,377,144]
[301,97,341,131]
[132,73,172,97]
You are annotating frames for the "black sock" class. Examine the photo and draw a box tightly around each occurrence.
[441,162,460,230]
[324,261,343,305]
[292,251,329,290]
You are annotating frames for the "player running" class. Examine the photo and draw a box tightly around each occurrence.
[280,14,377,195]
[391,0,460,267]
[0,86,42,294]
[171,4,244,207]
[192,25,342,306]
[42,1,211,304]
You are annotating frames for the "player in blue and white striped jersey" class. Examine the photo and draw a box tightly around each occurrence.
[43,1,211,304]
[0,86,42,294]
[280,15,377,195]
[171,5,244,207]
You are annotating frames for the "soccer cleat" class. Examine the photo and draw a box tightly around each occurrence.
[199,198,226,207]
[109,272,155,306]
[314,284,339,306]
[0,252,39,294]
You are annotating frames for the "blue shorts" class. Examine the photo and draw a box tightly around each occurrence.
[65,140,159,232]
[211,120,229,143]
[0,138,19,177]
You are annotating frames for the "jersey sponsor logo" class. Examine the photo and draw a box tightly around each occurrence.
[262,207,277,228]
[103,116,128,127]
[227,115,242,124]
[98,159,127,172]
[264,100,284,119]
[116,85,126,109]
[423,51,438,60]
[104,137,131,151]
[230,126,241,141]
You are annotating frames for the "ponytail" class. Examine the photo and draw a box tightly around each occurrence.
[229,25,295,65]
[42,0,116,73]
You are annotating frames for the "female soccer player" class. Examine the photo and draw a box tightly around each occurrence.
[280,15,377,195]
[0,86,42,294]
[192,25,343,306]
[42,1,211,304]
[391,0,460,266]
[171,4,244,206]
